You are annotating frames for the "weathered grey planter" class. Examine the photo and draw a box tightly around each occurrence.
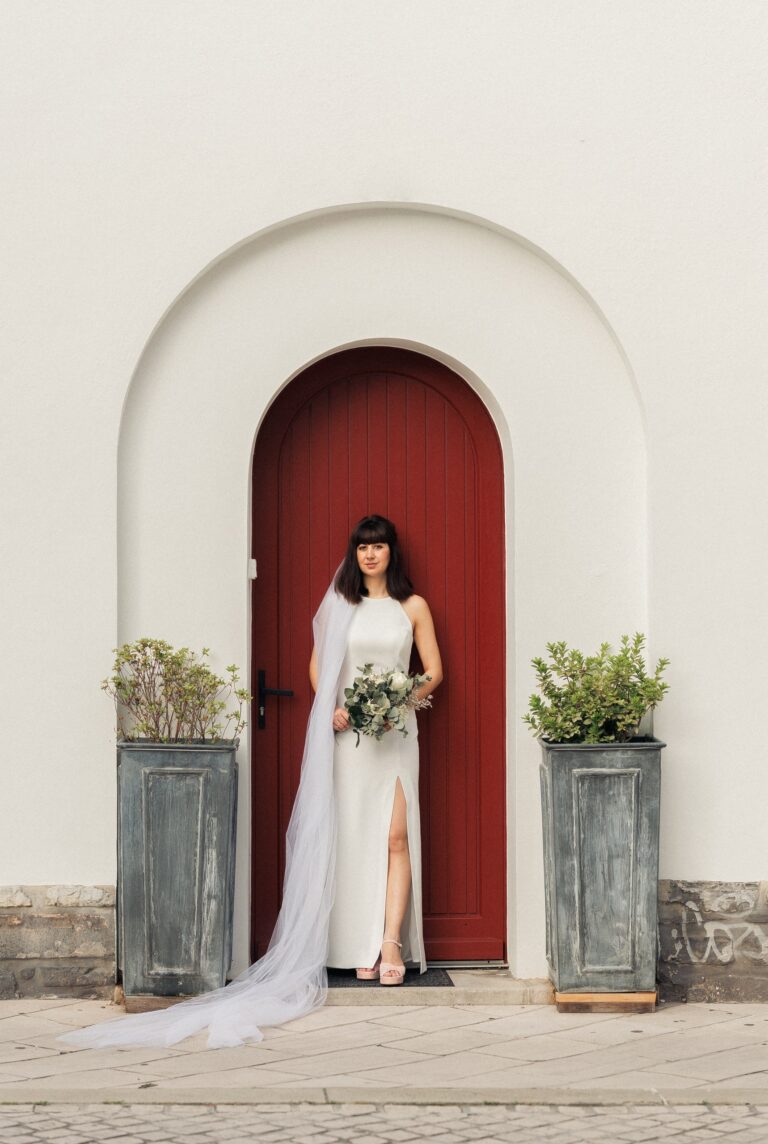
[117,741,238,997]
[539,736,665,993]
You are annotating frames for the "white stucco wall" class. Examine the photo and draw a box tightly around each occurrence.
[2,1,767,979]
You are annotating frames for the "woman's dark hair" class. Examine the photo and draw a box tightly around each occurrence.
[334,514,414,603]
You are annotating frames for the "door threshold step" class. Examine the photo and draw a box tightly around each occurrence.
[326,970,554,1006]
[122,973,555,1013]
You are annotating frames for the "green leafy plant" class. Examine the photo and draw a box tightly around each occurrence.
[522,632,670,744]
[103,637,253,743]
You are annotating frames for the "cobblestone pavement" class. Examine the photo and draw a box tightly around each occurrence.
[2,1101,768,1143]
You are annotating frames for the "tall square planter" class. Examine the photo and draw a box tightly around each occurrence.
[539,737,665,994]
[117,741,238,998]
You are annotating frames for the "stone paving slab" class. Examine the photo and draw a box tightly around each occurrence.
[2,998,768,1109]
[3,1102,768,1144]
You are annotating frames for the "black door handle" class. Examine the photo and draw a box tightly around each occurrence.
[257,669,294,729]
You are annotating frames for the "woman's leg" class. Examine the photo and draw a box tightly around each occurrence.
[382,776,411,976]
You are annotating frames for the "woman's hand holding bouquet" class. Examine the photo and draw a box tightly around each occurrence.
[342,663,432,747]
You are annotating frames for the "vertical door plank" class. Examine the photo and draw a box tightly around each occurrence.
[463,429,480,914]
[444,402,468,913]
[423,385,448,915]
[309,387,332,607]
[366,374,389,514]
[403,377,430,897]
[347,378,369,524]
[328,379,351,570]
[386,373,407,517]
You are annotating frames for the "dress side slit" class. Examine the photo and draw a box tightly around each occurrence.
[384,774,414,954]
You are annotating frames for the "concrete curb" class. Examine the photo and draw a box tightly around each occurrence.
[2,1086,768,1106]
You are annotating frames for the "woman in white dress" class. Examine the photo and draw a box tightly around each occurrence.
[310,515,443,985]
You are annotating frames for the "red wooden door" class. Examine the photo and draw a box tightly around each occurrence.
[250,348,506,962]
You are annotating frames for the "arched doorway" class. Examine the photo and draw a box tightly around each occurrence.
[250,347,506,963]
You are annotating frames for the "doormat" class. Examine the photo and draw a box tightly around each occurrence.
[327,967,453,988]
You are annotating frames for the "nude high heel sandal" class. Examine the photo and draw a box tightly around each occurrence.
[379,938,405,985]
[355,955,382,980]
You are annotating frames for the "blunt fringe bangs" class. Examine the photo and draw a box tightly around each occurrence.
[334,514,414,603]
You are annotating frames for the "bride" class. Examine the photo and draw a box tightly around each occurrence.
[58,515,442,1050]
[320,515,442,984]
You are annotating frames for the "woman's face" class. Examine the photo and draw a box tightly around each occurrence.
[357,540,391,578]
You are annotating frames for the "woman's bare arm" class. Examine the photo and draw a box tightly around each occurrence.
[401,595,443,699]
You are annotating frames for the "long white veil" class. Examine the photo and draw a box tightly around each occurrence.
[58,574,355,1050]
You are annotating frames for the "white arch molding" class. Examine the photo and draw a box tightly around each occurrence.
[118,203,646,979]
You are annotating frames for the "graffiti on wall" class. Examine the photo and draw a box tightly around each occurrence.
[669,900,768,965]
[660,881,768,967]
[657,880,768,1001]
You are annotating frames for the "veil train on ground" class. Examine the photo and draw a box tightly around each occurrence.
[58,573,354,1050]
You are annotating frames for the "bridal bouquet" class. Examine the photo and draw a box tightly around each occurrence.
[343,663,432,747]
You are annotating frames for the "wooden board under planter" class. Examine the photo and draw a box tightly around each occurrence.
[124,994,195,1013]
[555,990,657,1014]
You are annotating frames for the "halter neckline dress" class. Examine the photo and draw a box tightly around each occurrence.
[326,594,427,973]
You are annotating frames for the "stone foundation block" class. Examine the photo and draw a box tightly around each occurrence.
[0,884,115,999]
[0,910,112,960]
[45,885,115,908]
[0,887,32,908]
[0,970,17,999]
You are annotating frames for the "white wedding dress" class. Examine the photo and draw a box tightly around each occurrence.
[327,595,427,973]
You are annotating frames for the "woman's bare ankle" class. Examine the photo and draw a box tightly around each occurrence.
[381,937,404,968]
